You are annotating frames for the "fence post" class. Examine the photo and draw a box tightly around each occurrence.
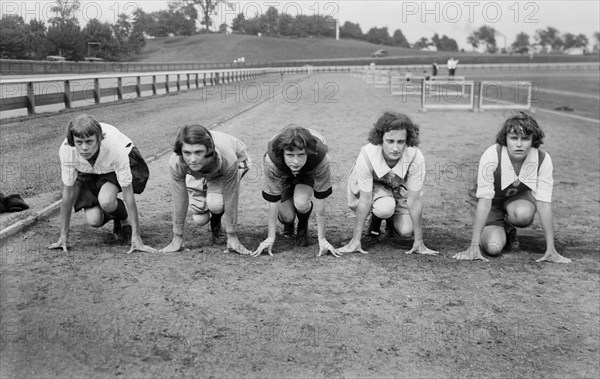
[117,77,123,101]
[136,76,141,98]
[26,81,35,115]
[64,80,72,109]
[166,74,170,94]
[152,75,157,95]
[94,78,100,104]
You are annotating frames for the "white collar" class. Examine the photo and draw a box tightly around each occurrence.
[364,144,416,179]
[500,146,539,191]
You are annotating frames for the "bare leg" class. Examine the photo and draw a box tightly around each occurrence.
[480,225,506,256]
[391,214,414,238]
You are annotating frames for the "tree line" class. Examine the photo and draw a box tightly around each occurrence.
[0,0,144,61]
[1,0,598,61]
[468,25,594,54]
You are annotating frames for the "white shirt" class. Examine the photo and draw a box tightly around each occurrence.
[59,123,133,187]
[349,144,425,195]
[476,144,553,203]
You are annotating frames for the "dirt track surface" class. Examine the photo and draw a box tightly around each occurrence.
[1,74,599,378]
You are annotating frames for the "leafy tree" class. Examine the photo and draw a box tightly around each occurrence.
[467,25,497,53]
[259,6,279,36]
[46,21,85,60]
[563,33,588,50]
[432,33,458,51]
[0,15,28,59]
[392,29,410,48]
[339,21,363,40]
[46,0,85,60]
[183,0,228,31]
[277,13,292,36]
[49,0,80,26]
[594,32,600,52]
[82,19,119,61]
[231,12,245,34]
[365,27,392,46]
[535,27,563,51]
[25,19,48,59]
[112,13,145,60]
[412,37,430,49]
[133,9,159,37]
[511,32,530,54]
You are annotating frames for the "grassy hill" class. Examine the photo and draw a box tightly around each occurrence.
[133,33,434,63]
[133,33,598,66]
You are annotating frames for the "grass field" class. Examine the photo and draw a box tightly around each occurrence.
[1,70,598,377]
[133,34,434,63]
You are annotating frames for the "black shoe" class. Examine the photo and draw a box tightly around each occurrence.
[507,228,520,251]
[282,223,295,239]
[363,231,380,247]
[385,219,396,238]
[210,225,226,245]
[210,213,226,245]
[296,226,309,247]
[120,225,132,245]
[112,219,123,241]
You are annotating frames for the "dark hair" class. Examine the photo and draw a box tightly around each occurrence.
[368,112,420,147]
[495,112,544,148]
[66,114,104,146]
[174,124,215,157]
[272,125,318,158]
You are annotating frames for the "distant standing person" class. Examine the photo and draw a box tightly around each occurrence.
[432,62,438,77]
[48,114,155,254]
[160,125,252,255]
[447,57,459,76]
[453,112,571,263]
[338,112,438,256]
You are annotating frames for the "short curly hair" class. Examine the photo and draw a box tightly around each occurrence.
[272,125,318,158]
[495,111,544,148]
[368,112,420,147]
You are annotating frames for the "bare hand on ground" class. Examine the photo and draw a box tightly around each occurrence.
[317,239,342,257]
[453,245,488,261]
[338,240,368,255]
[405,240,439,255]
[252,238,274,257]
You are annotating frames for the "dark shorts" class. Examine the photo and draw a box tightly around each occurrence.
[73,147,149,212]
[467,189,536,227]
[280,174,314,203]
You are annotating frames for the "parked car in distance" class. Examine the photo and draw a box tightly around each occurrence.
[371,49,388,57]
[84,57,105,62]
[44,55,67,62]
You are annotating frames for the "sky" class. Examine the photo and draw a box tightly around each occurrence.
[2,0,599,50]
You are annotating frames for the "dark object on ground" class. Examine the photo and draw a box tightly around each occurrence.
[0,193,30,213]
[554,106,575,111]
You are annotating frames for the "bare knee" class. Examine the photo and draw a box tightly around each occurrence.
[372,197,395,219]
[480,226,506,256]
[506,201,535,227]
[392,215,414,238]
[97,195,117,213]
[293,185,312,213]
[279,200,295,223]
[507,207,535,227]
[293,196,312,213]
[85,208,104,227]
[191,212,210,226]
[206,193,224,214]
[481,241,504,256]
